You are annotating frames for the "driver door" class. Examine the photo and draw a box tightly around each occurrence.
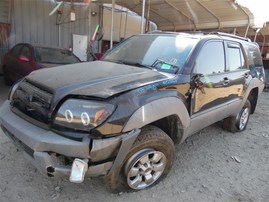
[191,40,229,118]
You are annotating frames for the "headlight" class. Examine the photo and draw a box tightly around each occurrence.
[53,99,115,131]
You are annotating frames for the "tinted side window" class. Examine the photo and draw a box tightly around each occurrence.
[250,44,263,66]
[195,41,225,74]
[227,43,245,71]
[243,43,263,68]
[11,45,23,58]
[20,46,31,58]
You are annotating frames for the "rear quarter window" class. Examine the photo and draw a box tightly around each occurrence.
[243,43,263,68]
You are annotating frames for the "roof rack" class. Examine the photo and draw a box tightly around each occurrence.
[146,30,163,34]
[209,32,251,42]
[146,31,251,42]
[146,30,199,36]
[146,30,184,35]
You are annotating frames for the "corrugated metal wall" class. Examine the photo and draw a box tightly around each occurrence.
[10,0,100,49]
[0,0,10,69]
[0,0,10,24]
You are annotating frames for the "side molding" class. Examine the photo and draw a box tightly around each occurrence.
[122,97,190,132]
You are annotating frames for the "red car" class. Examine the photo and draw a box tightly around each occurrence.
[2,43,81,85]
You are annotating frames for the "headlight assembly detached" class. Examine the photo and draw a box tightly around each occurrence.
[53,99,115,131]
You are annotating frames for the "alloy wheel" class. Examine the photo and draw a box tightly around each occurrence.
[239,107,250,130]
[125,149,167,190]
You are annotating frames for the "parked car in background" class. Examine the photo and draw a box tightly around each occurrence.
[1,43,81,85]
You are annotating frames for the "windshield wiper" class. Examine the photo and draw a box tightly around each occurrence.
[105,59,154,70]
[121,61,153,70]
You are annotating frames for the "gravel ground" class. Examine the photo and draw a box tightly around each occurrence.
[0,76,268,202]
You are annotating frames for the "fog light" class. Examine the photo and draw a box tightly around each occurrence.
[69,158,88,183]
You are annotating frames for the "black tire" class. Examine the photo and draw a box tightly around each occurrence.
[105,125,175,193]
[223,100,251,133]
[3,67,12,86]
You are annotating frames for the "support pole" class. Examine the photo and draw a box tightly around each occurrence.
[89,1,92,40]
[124,10,128,38]
[58,24,61,47]
[244,24,250,38]
[110,0,115,49]
[254,29,260,42]
[99,4,103,53]
[261,32,265,54]
[87,1,93,60]
[140,0,146,34]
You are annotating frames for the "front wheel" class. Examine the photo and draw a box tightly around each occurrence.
[223,100,251,133]
[105,125,175,193]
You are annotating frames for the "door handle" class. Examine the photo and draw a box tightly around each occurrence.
[222,77,230,86]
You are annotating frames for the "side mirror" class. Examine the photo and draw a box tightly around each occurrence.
[18,55,30,62]
[192,73,204,79]
[190,73,206,94]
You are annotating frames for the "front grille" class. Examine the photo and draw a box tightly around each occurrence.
[12,80,53,125]
[1,125,34,157]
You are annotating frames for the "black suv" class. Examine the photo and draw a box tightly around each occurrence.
[0,32,265,192]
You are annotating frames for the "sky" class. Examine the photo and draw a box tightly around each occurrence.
[236,0,269,27]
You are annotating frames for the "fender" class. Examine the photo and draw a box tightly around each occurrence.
[228,77,264,117]
[244,77,264,102]
[244,77,264,100]
[122,97,190,132]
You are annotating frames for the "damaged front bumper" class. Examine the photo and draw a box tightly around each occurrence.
[0,100,140,180]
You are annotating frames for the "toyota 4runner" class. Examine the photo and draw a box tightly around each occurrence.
[0,32,265,192]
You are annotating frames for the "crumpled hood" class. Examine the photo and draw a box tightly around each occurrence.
[26,60,174,101]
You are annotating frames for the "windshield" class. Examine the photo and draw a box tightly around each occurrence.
[34,47,80,64]
[103,35,198,73]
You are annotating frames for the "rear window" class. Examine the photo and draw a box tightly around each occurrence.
[34,47,80,64]
[11,45,23,58]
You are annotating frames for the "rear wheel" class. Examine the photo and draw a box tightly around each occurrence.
[223,100,251,133]
[105,125,175,193]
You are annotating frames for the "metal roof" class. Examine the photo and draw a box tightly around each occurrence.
[67,0,268,44]
[96,0,255,34]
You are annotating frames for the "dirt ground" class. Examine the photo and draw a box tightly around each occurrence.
[0,77,268,202]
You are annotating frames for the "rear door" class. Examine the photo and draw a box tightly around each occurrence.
[191,40,229,116]
[224,41,249,111]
